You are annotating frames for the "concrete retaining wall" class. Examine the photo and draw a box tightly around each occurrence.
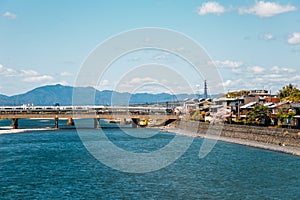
[176,121,300,148]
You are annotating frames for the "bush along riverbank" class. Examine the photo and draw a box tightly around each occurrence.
[175,120,300,148]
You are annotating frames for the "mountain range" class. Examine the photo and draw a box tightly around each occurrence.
[0,84,217,106]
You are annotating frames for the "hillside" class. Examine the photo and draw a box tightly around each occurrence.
[0,84,213,106]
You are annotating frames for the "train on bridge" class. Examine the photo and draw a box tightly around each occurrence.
[0,105,179,129]
[0,105,173,115]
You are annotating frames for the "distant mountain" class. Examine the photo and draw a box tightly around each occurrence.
[0,84,217,106]
[11,84,74,106]
[0,94,11,106]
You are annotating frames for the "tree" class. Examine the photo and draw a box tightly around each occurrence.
[277,110,286,124]
[278,84,300,102]
[276,109,296,125]
[224,90,250,98]
[246,104,271,126]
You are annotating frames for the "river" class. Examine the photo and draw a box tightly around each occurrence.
[1,119,300,199]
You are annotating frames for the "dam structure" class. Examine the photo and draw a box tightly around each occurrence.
[0,105,178,129]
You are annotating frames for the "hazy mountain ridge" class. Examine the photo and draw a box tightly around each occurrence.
[0,84,213,106]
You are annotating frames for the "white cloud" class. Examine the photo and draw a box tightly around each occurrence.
[2,11,17,19]
[23,75,54,83]
[213,60,243,68]
[20,69,39,76]
[218,61,299,93]
[212,60,243,74]
[212,59,299,92]
[128,77,158,85]
[60,71,73,77]
[0,64,56,84]
[290,75,300,82]
[263,33,274,40]
[288,32,300,45]
[222,79,242,87]
[198,2,225,16]
[0,64,17,76]
[247,66,265,73]
[262,74,282,79]
[239,1,297,17]
[0,66,41,77]
[222,80,232,87]
[271,66,296,73]
[99,79,110,86]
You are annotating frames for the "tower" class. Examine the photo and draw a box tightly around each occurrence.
[204,80,208,99]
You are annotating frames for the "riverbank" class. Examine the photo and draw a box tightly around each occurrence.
[163,121,300,156]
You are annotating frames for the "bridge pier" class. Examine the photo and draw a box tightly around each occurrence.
[120,118,126,126]
[55,117,59,129]
[67,117,74,126]
[11,118,19,129]
[131,118,139,128]
[94,118,100,129]
[163,119,177,126]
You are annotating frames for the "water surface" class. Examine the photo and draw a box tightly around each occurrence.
[1,123,300,199]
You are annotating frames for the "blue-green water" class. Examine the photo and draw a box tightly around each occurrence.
[1,120,300,199]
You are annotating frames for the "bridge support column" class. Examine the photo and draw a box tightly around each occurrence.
[55,117,59,129]
[67,117,74,126]
[131,118,139,128]
[11,118,19,129]
[120,118,126,126]
[94,118,100,129]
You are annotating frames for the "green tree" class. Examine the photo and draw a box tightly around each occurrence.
[276,109,295,125]
[277,110,286,124]
[278,84,300,102]
[246,104,271,126]
[224,90,250,98]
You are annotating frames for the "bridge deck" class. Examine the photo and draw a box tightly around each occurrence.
[0,113,178,120]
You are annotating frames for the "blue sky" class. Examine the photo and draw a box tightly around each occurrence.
[0,0,300,96]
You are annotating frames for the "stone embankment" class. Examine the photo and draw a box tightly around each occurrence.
[176,120,300,148]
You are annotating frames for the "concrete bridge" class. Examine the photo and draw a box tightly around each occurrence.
[0,106,178,129]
